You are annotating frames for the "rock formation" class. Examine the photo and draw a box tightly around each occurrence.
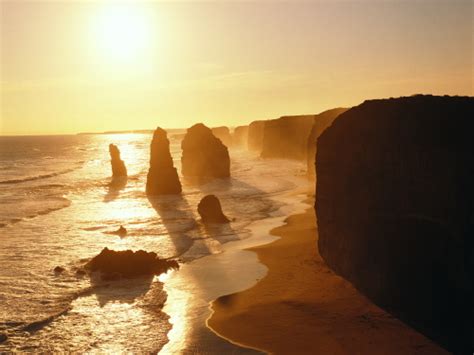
[146,127,182,195]
[181,123,230,178]
[315,95,474,353]
[198,195,229,223]
[109,144,127,177]
[232,125,249,147]
[212,126,233,148]
[86,247,179,278]
[306,108,348,177]
[260,115,315,161]
[247,120,265,152]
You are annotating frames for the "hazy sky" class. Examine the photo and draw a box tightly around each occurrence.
[1,0,472,135]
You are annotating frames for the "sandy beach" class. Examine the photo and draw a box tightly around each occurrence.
[208,196,449,355]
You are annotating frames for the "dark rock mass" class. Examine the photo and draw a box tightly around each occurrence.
[232,125,249,147]
[146,127,182,195]
[306,108,348,177]
[316,95,474,353]
[211,126,233,147]
[109,144,127,177]
[247,120,265,152]
[260,115,315,161]
[198,195,229,223]
[0,333,7,343]
[86,247,179,278]
[181,123,230,178]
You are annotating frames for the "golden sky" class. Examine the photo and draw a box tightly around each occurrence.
[1,0,473,135]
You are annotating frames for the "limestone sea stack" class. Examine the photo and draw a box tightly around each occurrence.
[306,107,348,177]
[247,120,265,152]
[109,144,127,177]
[198,195,229,223]
[316,95,474,353]
[260,115,315,161]
[211,126,233,148]
[146,127,182,195]
[232,125,249,147]
[181,123,230,178]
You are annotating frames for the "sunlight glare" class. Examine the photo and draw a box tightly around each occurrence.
[94,4,156,64]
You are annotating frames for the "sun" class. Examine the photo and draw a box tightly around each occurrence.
[94,4,156,64]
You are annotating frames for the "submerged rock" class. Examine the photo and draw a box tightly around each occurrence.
[198,195,229,223]
[181,123,230,178]
[86,247,179,278]
[109,144,127,177]
[146,127,182,195]
[306,108,348,178]
[211,126,233,147]
[316,95,474,353]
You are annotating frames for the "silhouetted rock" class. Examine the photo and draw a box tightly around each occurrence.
[212,126,233,147]
[307,108,348,177]
[198,195,229,223]
[232,125,249,147]
[247,120,265,152]
[146,127,182,195]
[86,247,179,278]
[260,115,314,160]
[109,144,127,177]
[112,225,127,237]
[0,333,7,343]
[181,123,230,178]
[316,95,474,353]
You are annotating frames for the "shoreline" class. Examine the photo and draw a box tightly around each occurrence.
[158,188,310,354]
[207,195,449,354]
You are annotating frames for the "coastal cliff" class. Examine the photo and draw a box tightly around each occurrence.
[306,108,348,177]
[315,95,474,353]
[247,120,265,152]
[232,125,249,147]
[211,126,233,148]
[260,115,314,161]
[181,123,230,178]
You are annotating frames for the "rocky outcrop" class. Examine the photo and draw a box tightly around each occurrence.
[247,120,265,152]
[181,123,230,178]
[198,195,229,223]
[146,127,182,195]
[86,247,179,278]
[260,115,314,160]
[232,125,249,147]
[212,126,233,148]
[315,95,474,353]
[109,144,127,177]
[307,108,348,177]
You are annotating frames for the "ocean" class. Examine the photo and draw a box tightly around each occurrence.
[0,132,308,352]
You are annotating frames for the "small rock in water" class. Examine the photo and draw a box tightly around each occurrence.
[115,225,127,237]
[198,195,230,223]
[0,333,7,343]
[54,266,65,274]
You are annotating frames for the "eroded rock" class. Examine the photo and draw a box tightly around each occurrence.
[109,144,127,177]
[198,195,229,223]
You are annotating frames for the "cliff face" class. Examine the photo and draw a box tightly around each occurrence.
[315,95,474,353]
[109,144,127,177]
[260,115,314,161]
[306,108,348,177]
[232,125,249,147]
[181,123,230,178]
[211,126,233,148]
[146,127,182,195]
[247,120,265,152]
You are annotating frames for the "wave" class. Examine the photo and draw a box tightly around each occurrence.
[0,168,77,185]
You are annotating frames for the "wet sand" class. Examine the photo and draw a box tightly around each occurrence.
[208,198,449,355]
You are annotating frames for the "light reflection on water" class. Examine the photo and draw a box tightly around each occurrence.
[0,132,308,352]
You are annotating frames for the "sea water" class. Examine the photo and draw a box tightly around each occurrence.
[0,132,307,352]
